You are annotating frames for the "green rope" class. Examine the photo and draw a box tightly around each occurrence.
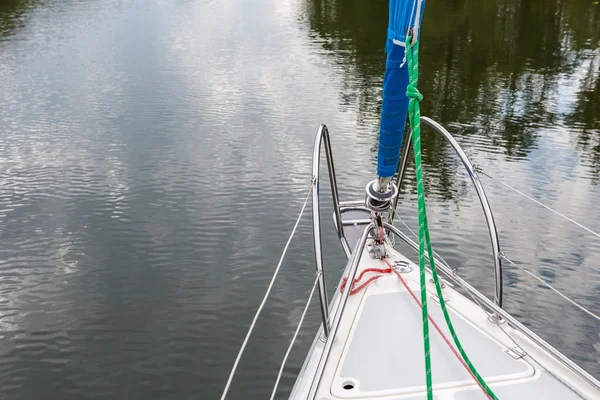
[405,35,498,400]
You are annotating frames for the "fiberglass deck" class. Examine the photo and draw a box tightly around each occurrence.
[288,215,596,400]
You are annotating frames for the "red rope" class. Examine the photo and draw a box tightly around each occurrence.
[382,257,492,399]
[338,224,392,296]
[339,267,392,295]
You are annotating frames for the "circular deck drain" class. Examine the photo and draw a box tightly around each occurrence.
[342,379,358,390]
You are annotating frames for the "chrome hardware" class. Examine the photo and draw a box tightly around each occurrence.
[312,124,344,337]
[429,277,446,288]
[390,133,413,222]
[393,260,413,273]
[431,294,449,304]
[365,179,398,213]
[377,176,392,192]
[505,346,527,360]
[342,219,372,226]
[488,315,506,324]
[366,238,386,259]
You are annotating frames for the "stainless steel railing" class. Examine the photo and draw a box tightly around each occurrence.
[392,116,503,310]
[310,119,503,335]
[311,124,351,337]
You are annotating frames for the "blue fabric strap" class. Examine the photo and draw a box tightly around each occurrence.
[377,42,410,178]
[376,0,425,178]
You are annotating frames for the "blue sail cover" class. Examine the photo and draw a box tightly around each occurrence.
[377,0,425,178]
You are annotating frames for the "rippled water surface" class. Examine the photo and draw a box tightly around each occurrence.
[1,0,600,398]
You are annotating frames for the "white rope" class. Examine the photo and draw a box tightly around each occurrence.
[220,186,312,400]
[269,273,320,400]
[411,0,424,44]
[407,0,418,38]
[478,169,600,241]
[500,254,600,323]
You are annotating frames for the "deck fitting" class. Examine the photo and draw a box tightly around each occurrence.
[392,260,413,273]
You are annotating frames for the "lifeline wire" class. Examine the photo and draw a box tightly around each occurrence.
[476,168,600,321]
[269,273,320,400]
[500,254,600,323]
[220,186,312,400]
[397,210,600,323]
[397,213,600,325]
[477,168,600,240]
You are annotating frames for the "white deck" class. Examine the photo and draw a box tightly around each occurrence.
[289,224,600,399]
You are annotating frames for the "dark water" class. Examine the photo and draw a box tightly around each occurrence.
[1,0,599,398]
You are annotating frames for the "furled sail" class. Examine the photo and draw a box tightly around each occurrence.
[377,0,425,180]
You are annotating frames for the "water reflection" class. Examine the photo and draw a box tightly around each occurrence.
[1,0,600,397]
[0,0,38,39]
[302,0,600,184]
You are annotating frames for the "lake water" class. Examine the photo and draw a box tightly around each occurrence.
[1,0,599,398]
